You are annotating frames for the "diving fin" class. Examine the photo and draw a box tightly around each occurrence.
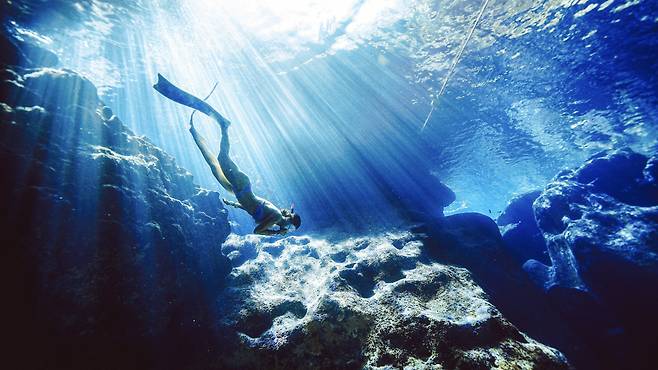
[153,73,231,128]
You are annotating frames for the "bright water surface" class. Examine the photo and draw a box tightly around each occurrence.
[6,0,658,233]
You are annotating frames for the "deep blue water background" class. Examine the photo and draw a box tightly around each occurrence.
[4,0,657,234]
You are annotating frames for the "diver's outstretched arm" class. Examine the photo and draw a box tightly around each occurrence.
[254,218,287,236]
[153,73,231,128]
[255,227,287,236]
[222,198,244,210]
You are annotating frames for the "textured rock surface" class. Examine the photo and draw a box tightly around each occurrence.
[497,149,658,370]
[497,190,550,265]
[216,233,569,369]
[0,32,59,68]
[1,52,231,368]
[530,149,658,292]
[417,213,581,368]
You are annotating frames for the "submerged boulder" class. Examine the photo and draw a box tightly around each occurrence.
[531,149,658,369]
[497,190,550,265]
[497,148,658,370]
[0,32,59,68]
[417,213,583,368]
[1,62,231,368]
[217,233,569,369]
[529,149,658,294]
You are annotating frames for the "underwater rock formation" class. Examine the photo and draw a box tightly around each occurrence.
[497,149,658,370]
[416,213,582,368]
[0,32,59,68]
[1,42,231,368]
[497,190,550,265]
[529,149,658,292]
[217,233,569,369]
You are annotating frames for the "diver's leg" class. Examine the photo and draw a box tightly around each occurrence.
[217,124,251,188]
[189,122,234,192]
[218,124,231,160]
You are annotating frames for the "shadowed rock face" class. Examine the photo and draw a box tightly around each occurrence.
[530,149,658,292]
[496,149,658,370]
[0,31,59,68]
[217,233,569,370]
[1,42,231,368]
[532,149,658,370]
[416,213,583,369]
[497,190,550,265]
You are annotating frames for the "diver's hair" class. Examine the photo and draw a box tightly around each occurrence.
[291,213,301,229]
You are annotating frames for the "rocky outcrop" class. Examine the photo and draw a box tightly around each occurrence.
[217,233,569,369]
[497,149,658,370]
[416,213,581,368]
[497,190,550,265]
[1,43,231,368]
[0,31,59,68]
[529,149,658,292]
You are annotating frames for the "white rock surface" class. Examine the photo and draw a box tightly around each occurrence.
[218,232,569,369]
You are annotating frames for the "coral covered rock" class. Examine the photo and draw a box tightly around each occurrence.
[497,190,550,265]
[498,149,658,370]
[528,149,658,293]
[1,64,231,368]
[217,233,569,369]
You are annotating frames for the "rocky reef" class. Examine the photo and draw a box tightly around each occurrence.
[1,37,231,368]
[217,233,568,369]
[497,149,658,370]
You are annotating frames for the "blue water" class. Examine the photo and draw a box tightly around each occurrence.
[7,0,658,233]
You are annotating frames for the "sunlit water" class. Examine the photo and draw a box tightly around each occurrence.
[6,0,658,233]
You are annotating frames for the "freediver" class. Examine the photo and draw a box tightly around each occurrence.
[153,74,301,236]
